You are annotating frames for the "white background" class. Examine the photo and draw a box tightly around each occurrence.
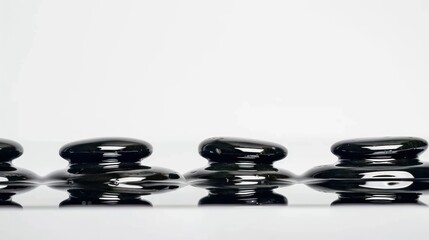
[1,0,429,239]
[1,0,429,175]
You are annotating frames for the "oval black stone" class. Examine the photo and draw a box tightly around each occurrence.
[0,139,23,162]
[331,137,428,160]
[60,138,152,163]
[199,137,287,163]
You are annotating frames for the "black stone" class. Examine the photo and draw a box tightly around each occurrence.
[60,137,152,163]
[186,162,292,205]
[199,137,287,163]
[0,138,23,162]
[186,137,295,205]
[0,181,37,208]
[331,137,427,160]
[47,138,185,207]
[47,163,184,207]
[0,140,39,208]
[47,163,184,194]
[186,162,295,188]
[0,163,39,184]
[303,136,429,205]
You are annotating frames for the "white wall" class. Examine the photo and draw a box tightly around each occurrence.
[1,0,429,176]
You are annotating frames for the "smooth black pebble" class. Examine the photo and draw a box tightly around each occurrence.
[186,137,295,206]
[60,137,152,163]
[0,138,39,208]
[303,136,429,205]
[199,137,287,163]
[47,137,185,207]
[0,138,24,162]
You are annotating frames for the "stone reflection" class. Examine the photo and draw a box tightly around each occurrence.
[0,185,38,208]
[306,178,428,205]
[49,181,182,207]
[198,187,287,205]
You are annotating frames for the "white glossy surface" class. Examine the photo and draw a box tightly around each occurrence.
[2,207,429,240]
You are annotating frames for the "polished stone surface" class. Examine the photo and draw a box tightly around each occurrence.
[47,163,185,194]
[47,163,185,207]
[47,138,185,207]
[0,139,39,208]
[0,180,38,208]
[0,163,39,184]
[186,137,294,205]
[60,137,153,163]
[187,162,293,205]
[303,136,429,205]
[331,137,428,160]
[0,138,24,162]
[199,137,287,163]
[187,162,295,188]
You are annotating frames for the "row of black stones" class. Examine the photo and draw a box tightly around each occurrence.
[1,136,429,206]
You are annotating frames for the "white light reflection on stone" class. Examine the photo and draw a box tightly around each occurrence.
[359,171,414,189]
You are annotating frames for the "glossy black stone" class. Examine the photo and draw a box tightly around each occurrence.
[47,138,185,207]
[187,163,291,205]
[0,163,39,185]
[186,137,294,205]
[303,137,429,205]
[331,137,427,160]
[0,176,38,208]
[60,137,152,163]
[199,137,287,163]
[47,163,184,207]
[50,166,183,207]
[187,162,295,188]
[0,138,23,162]
[0,139,39,208]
